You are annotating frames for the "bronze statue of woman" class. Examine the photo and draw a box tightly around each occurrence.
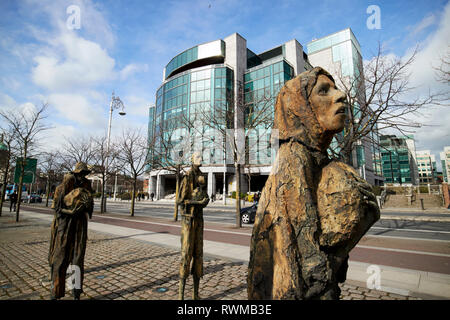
[48,162,94,300]
[247,67,380,300]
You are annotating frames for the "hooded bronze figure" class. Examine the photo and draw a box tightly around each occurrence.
[177,152,209,300]
[247,67,380,300]
[48,162,94,300]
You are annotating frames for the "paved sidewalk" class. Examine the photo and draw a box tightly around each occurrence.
[0,213,420,300]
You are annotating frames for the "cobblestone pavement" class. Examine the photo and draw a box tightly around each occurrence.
[0,214,420,300]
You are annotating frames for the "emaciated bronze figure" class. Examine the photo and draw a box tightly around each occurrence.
[177,152,209,300]
[48,162,94,300]
[247,67,380,300]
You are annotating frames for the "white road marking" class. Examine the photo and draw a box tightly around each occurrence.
[365,234,450,243]
[96,215,252,236]
[354,245,450,257]
[370,226,450,234]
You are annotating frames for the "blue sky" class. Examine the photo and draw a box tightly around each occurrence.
[0,0,449,165]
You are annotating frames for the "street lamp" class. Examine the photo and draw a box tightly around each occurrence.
[103,91,126,212]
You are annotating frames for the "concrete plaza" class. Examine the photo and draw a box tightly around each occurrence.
[0,210,421,301]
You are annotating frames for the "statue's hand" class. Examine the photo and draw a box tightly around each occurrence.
[351,180,380,218]
[73,202,85,215]
[352,180,376,202]
[201,197,209,206]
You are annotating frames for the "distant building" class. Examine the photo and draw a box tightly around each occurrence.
[440,146,450,183]
[380,135,417,185]
[307,28,383,186]
[146,29,387,199]
[416,150,437,184]
[147,33,312,199]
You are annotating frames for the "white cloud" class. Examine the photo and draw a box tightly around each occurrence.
[122,94,151,117]
[399,3,450,158]
[32,32,116,92]
[48,93,103,126]
[40,123,78,153]
[406,5,450,88]
[19,102,38,120]
[0,93,17,109]
[21,0,116,49]
[119,63,149,80]
[409,14,436,37]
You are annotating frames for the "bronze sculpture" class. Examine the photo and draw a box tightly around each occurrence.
[247,67,380,300]
[177,153,209,300]
[48,162,94,300]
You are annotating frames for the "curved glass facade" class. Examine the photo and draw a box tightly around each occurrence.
[244,59,295,164]
[165,46,198,80]
[164,40,226,80]
[151,35,304,171]
[153,65,233,165]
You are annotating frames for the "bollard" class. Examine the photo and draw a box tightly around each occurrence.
[420,198,425,210]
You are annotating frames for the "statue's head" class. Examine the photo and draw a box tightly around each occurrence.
[197,175,206,187]
[72,162,91,177]
[191,152,202,167]
[273,67,347,151]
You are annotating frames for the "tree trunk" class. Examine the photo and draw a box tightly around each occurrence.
[0,158,10,216]
[235,163,242,228]
[45,178,50,207]
[130,177,136,217]
[341,145,353,166]
[16,154,26,222]
[173,168,180,222]
[100,174,106,213]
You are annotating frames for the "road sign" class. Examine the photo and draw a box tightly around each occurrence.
[14,158,37,184]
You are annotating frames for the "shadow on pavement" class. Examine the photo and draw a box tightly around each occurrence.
[85,252,179,274]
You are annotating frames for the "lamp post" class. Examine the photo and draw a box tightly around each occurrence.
[102,91,126,212]
[223,155,226,205]
[113,172,118,201]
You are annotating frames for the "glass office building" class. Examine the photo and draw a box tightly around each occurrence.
[147,30,385,198]
[244,59,295,165]
[440,147,450,183]
[380,135,417,185]
[307,28,384,186]
[147,33,311,198]
[416,150,437,184]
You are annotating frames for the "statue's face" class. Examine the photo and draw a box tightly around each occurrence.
[192,152,202,166]
[309,74,347,133]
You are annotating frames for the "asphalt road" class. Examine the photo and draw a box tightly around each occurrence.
[366,219,450,241]
[9,201,450,276]
[95,200,450,241]
[97,201,240,224]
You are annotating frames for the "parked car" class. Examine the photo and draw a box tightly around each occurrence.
[28,194,42,203]
[240,204,257,224]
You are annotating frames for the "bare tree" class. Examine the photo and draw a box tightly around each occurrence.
[60,135,96,171]
[187,80,275,227]
[331,44,444,164]
[91,135,119,213]
[39,150,63,207]
[433,46,450,84]
[116,128,148,217]
[0,103,50,221]
[0,129,15,216]
[151,116,192,221]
